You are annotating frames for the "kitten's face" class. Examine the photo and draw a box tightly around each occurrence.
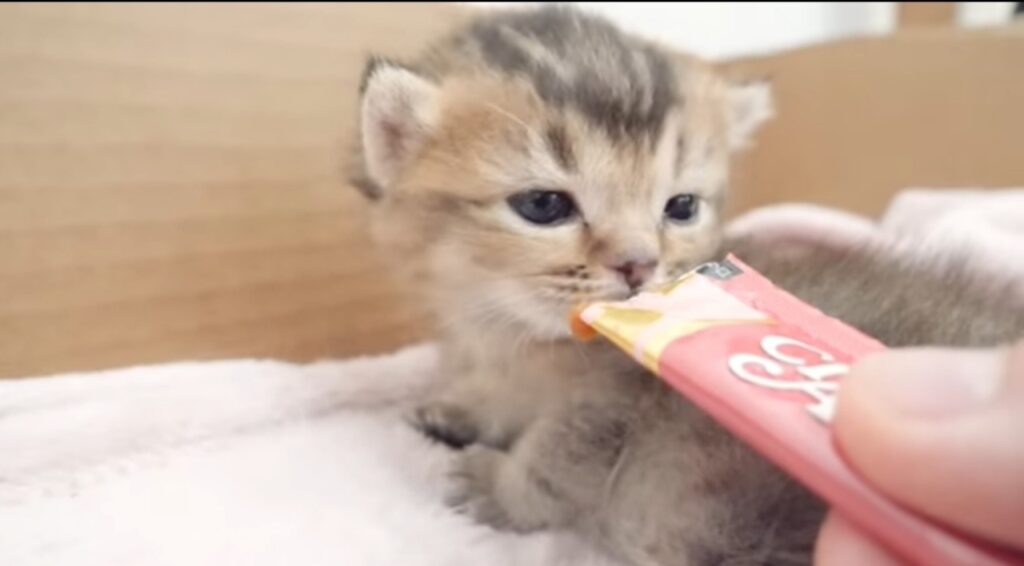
[359,66,767,339]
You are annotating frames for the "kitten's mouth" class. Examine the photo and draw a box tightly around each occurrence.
[552,286,633,305]
[599,287,635,301]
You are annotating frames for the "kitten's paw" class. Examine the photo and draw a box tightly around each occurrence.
[409,402,479,449]
[445,446,516,531]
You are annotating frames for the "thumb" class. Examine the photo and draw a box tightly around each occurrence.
[834,340,1024,548]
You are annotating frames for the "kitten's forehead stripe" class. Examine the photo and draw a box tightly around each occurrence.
[674,136,686,178]
[545,124,577,172]
[468,6,678,142]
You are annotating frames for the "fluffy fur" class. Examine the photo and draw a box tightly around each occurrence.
[350,6,1023,566]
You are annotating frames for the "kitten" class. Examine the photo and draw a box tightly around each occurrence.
[349,5,1024,565]
[729,236,1024,349]
[351,4,768,444]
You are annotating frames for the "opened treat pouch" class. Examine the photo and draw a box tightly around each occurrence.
[571,255,1022,566]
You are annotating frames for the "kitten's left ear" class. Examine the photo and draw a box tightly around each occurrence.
[727,80,774,151]
[359,57,441,192]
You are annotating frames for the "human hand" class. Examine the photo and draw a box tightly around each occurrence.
[815,340,1024,565]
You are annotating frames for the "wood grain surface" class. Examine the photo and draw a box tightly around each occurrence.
[2,5,1022,378]
[724,25,1024,217]
[0,3,466,377]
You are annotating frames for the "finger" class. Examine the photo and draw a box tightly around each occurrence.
[814,511,903,566]
[834,341,1024,547]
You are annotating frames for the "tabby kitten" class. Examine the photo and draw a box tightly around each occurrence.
[351,3,770,440]
[349,5,1024,566]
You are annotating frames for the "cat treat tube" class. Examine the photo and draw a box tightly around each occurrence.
[570,255,1023,566]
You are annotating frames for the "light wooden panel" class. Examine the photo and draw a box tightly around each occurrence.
[897,2,956,29]
[723,26,1024,218]
[0,3,467,377]
[4,4,1023,378]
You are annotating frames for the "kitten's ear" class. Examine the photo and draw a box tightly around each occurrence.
[726,80,774,151]
[358,57,440,192]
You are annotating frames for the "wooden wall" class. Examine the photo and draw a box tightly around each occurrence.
[0,3,465,377]
[2,5,1022,377]
[723,25,1024,217]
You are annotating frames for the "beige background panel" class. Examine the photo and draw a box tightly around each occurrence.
[0,3,467,377]
[725,26,1024,217]
[2,5,1022,378]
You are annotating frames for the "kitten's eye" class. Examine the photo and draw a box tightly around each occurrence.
[664,194,699,223]
[507,190,577,226]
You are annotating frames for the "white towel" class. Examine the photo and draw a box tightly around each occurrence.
[0,345,617,566]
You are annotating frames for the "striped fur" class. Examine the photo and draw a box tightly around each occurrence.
[349,6,804,566]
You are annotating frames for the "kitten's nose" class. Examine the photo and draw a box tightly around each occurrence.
[611,259,658,290]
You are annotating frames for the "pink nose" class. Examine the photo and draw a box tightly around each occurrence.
[611,260,657,290]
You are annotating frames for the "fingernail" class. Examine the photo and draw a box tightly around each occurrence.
[849,348,1006,418]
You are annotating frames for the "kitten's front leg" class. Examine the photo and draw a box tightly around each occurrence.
[411,400,481,449]
[411,380,522,450]
[446,403,629,533]
[445,445,518,528]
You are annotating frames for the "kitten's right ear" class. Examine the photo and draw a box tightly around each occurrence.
[358,57,440,194]
[726,79,774,151]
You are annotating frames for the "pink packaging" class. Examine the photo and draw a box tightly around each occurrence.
[572,255,1022,566]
